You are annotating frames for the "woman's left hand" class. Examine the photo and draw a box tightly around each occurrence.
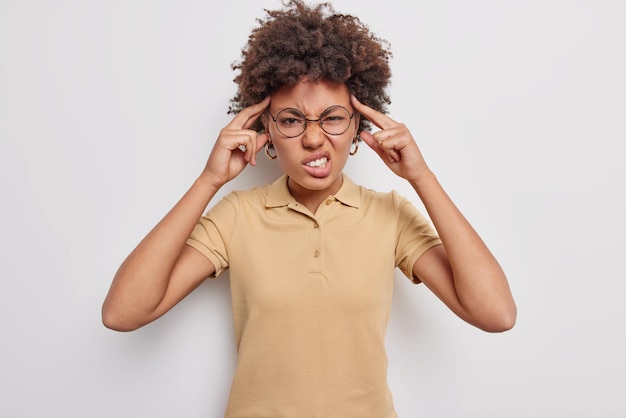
[351,95,432,183]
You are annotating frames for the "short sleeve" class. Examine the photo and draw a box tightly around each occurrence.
[186,192,239,277]
[393,191,442,283]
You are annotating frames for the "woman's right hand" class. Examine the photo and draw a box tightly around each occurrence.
[202,96,271,189]
[102,97,272,331]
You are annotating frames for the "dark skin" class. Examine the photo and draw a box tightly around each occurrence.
[352,94,516,332]
[102,82,516,333]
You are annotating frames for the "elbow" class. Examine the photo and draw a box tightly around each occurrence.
[480,317,516,333]
[101,304,144,332]
[477,304,517,333]
[102,311,135,332]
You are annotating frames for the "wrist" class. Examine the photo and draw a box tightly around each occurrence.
[195,171,224,195]
[407,166,437,187]
[407,168,437,191]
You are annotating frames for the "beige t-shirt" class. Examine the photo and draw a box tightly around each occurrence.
[187,175,441,418]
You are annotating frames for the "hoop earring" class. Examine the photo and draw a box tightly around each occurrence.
[349,137,359,156]
[265,141,277,160]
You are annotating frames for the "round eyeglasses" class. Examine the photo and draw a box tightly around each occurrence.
[268,105,354,138]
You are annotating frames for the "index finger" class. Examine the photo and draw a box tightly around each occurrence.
[228,96,271,130]
[350,95,398,130]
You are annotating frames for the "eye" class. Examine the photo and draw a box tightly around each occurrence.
[279,117,305,127]
[322,115,346,123]
[276,109,305,127]
[321,107,350,125]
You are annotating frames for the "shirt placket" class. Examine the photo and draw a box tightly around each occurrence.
[309,197,336,278]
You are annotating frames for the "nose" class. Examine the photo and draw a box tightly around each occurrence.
[301,121,326,149]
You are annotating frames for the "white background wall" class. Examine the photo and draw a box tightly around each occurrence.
[1,1,624,417]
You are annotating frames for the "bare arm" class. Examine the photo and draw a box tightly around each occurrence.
[351,95,516,332]
[410,174,516,332]
[102,97,271,331]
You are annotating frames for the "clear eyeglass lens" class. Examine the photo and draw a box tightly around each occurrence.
[275,106,351,137]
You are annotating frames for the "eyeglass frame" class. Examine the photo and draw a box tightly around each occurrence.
[266,105,355,138]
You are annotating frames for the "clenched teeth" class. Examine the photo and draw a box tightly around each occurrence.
[305,157,328,168]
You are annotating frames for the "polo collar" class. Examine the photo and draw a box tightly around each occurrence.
[265,174,360,209]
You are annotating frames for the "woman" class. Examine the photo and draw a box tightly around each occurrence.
[102,1,516,416]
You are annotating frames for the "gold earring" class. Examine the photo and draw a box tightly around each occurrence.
[265,141,277,160]
[349,137,359,156]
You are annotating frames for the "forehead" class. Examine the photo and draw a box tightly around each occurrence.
[271,79,350,113]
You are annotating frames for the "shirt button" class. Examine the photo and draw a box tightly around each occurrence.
[325,199,332,206]
[313,223,319,229]
[314,251,320,258]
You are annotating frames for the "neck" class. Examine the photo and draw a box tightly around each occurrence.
[287,176,343,214]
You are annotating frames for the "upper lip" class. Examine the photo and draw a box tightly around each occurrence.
[302,152,330,165]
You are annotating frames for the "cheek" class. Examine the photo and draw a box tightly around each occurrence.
[272,142,296,163]
[331,135,354,152]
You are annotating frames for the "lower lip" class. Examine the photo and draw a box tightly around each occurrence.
[303,160,332,178]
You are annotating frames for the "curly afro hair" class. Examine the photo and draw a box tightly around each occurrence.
[229,0,393,133]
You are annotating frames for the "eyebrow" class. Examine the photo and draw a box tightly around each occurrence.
[274,105,352,116]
